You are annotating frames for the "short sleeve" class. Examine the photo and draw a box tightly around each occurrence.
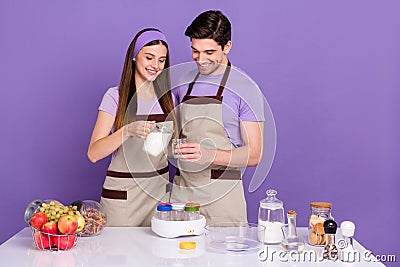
[98,87,119,116]
[239,93,265,122]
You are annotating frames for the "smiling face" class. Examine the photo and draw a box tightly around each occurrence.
[134,43,168,84]
[191,38,232,75]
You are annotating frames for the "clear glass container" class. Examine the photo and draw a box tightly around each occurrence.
[340,221,356,262]
[308,202,332,246]
[172,138,187,158]
[281,210,305,253]
[79,200,107,236]
[171,202,185,221]
[157,204,172,220]
[184,204,200,221]
[323,219,338,260]
[258,189,285,244]
[205,222,265,253]
[24,199,63,224]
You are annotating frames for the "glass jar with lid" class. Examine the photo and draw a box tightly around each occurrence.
[171,202,185,221]
[157,204,172,220]
[258,189,285,244]
[308,202,332,246]
[184,203,200,221]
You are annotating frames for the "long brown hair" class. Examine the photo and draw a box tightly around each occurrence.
[114,28,176,134]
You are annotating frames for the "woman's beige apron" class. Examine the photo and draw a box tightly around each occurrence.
[171,62,247,224]
[101,113,172,227]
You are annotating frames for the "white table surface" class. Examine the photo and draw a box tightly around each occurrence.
[0,227,386,267]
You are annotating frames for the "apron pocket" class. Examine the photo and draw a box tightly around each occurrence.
[101,188,127,200]
[101,188,128,226]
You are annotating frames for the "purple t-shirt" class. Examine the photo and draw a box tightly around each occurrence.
[172,68,265,148]
[99,86,163,117]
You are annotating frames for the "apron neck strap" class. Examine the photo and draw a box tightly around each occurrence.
[217,60,231,97]
[186,60,232,97]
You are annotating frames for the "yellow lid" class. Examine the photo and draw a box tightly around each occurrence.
[179,241,196,250]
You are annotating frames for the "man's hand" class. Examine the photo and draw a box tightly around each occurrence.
[175,142,217,165]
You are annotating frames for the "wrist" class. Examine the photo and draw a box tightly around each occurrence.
[120,125,131,140]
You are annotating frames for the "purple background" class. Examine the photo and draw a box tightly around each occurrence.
[1,0,399,264]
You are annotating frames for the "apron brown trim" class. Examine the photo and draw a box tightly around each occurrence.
[135,114,172,122]
[182,95,223,104]
[101,188,127,200]
[176,169,241,180]
[211,169,241,180]
[106,165,169,179]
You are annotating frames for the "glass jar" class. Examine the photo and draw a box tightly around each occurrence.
[323,219,338,260]
[79,200,107,236]
[281,210,305,253]
[157,204,172,220]
[184,204,200,221]
[24,199,45,224]
[308,202,332,246]
[258,189,285,244]
[172,138,187,158]
[171,202,185,221]
[24,199,63,224]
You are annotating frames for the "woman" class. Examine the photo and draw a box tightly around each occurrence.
[87,28,176,226]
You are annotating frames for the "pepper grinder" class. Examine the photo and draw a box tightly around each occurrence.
[323,219,338,260]
[340,221,356,262]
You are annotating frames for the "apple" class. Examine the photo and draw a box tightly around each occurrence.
[41,221,57,235]
[74,214,85,233]
[30,212,48,230]
[34,232,53,249]
[58,215,78,234]
[54,235,76,250]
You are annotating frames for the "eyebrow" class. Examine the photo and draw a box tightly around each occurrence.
[191,46,216,53]
[144,52,166,58]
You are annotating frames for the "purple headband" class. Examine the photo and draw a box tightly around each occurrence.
[133,30,167,58]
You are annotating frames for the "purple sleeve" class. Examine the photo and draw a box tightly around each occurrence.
[239,96,265,121]
[98,87,119,116]
[238,92,265,122]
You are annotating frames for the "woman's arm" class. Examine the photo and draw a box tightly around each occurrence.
[87,111,154,163]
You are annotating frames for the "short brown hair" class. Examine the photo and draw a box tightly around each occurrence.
[185,10,231,49]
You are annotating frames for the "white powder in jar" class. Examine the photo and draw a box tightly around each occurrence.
[258,220,284,244]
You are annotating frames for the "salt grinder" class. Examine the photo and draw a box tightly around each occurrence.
[340,221,356,262]
[323,219,338,260]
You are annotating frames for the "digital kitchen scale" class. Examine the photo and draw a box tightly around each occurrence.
[151,215,206,238]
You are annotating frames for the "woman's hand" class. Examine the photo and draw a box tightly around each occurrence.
[124,120,155,139]
[175,142,216,165]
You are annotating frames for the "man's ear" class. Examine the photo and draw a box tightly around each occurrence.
[223,41,232,55]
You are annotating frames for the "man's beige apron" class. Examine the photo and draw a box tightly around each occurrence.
[171,62,247,224]
[101,113,172,227]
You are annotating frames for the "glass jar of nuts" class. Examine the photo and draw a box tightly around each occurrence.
[79,200,107,236]
[308,202,332,246]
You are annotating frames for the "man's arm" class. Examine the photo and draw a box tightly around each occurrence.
[175,121,264,167]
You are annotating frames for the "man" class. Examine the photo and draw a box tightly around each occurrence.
[171,10,265,223]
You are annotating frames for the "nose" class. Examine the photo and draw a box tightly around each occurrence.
[198,52,206,63]
[151,59,159,70]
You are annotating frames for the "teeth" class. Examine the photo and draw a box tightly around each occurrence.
[146,69,157,75]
